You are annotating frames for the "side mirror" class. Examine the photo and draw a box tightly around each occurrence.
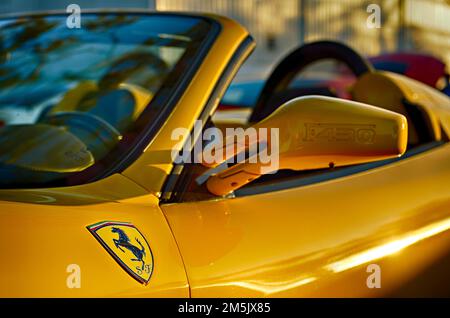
[205,96,407,195]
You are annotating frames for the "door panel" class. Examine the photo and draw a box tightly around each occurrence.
[161,143,450,297]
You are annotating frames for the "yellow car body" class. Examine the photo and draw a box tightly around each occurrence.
[1,11,450,297]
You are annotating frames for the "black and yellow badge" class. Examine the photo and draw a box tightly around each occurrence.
[87,221,154,284]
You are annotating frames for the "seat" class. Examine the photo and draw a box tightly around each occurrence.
[352,71,442,147]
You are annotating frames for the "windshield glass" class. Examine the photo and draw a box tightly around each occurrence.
[0,13,216,188]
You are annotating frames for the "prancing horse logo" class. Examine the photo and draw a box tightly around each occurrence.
[87,221,153,284]
[112,227,146,270]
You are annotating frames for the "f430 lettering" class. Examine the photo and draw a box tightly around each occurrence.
[303,123,376,144]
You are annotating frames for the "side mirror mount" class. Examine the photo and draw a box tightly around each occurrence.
[204,96,408,196]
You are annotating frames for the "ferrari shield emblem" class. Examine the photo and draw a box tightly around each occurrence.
[87,221,154,284]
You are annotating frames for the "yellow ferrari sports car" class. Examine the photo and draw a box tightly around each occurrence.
[0,10,450,297]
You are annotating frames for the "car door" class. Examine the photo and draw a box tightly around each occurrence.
[161,134,450,297]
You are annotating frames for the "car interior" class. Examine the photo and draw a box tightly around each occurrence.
[171,41,447,202]
[0,14,210,188]
[0,50,168,187]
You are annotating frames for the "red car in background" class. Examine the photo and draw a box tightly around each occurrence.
[370,53,447,88]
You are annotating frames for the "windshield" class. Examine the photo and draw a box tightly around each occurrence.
[0,13,216,188]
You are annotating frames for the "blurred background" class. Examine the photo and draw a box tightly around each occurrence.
[0,0,449,81]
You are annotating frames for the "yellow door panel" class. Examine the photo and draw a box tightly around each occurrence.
[0,174,188,297]
[161,143,450,297]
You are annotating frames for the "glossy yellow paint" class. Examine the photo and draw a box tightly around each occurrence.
[162,143,450,297]
[0,174,188,297]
